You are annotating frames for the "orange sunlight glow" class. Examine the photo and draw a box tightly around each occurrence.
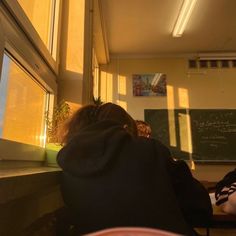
[100,71,113,103]
[167,85,177,147]
[118,75,127,96]
[65,0,84,73]
[177,87,195,170]
[178,88,189,108]
[117,100,127,111]
[106,73,113,102]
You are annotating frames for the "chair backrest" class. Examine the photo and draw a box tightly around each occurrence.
[85,227,181,236]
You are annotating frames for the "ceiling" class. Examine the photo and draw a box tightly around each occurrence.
[99,0,236,57]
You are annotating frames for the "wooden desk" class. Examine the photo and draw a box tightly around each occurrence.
[197,182,236,235]
[210,205,236,227]
[201,205,236,236]
[195,201,236,236]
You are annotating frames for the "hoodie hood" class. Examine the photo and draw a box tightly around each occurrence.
[57,120,131,177]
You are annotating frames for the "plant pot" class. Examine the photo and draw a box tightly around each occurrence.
[45,143,62,167]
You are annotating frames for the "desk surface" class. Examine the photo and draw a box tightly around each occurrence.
[213,205,236,220]
[195,183,236,231]
[210,204,236,230]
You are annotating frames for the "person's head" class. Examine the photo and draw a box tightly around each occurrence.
[135,120,152,138]
[62,103,137,144]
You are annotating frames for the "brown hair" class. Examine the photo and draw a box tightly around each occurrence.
[62,103,137,144]
[135,120,152,138]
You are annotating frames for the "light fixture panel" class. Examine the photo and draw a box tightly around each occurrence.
[172,0,197,37]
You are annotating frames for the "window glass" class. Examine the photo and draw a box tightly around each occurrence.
[0,53,48,147]
[17,0,56,55]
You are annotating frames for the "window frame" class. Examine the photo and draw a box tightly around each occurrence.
[0,1,57,162]
[2,0,62,74]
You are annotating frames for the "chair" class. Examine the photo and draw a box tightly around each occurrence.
[85,227,181,236]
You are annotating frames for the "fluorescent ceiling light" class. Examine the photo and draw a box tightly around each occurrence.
[198,52,236,60]
[172,0,197,37]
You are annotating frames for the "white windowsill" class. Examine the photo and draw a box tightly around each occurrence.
[0,166,62,205]
[0,166,61,179]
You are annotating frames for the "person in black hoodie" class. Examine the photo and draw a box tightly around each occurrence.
[57,103,212,235]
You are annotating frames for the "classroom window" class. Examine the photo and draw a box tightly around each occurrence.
[17,0,59,59]
[0,52,48,147]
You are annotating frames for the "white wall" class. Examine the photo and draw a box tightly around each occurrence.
[100,57,236,181]
[100,57,236,119]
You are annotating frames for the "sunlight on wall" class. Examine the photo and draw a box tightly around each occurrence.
[93,51,99,99]
[117,100,127,111]
[178,88,189,108]
[100,71,113,102]
[167,85,175,109]
[17,0,52,48]
[93,73,99,99]
[100,71,107,102]
[118,75,127,96]
[178,88,195,169]
[178,113,192,153]
[65,0,84,73]
[106,73,113,102]
[167,85,177,147]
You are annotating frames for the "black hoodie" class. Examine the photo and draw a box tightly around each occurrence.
[57,120,212,235]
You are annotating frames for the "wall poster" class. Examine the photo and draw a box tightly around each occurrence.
[132,73,167,96]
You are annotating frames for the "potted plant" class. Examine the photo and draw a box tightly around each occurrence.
[45,100,71,166]
[93,96,103,106]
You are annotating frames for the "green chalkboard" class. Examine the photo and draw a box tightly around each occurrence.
[145,109,236,162]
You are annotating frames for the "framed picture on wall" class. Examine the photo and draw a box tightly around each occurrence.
[132,73,167,96]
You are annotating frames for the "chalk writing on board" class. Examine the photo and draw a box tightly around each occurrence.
[145,109,236,162]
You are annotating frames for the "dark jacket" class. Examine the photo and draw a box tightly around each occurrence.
[57,120,212,235]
